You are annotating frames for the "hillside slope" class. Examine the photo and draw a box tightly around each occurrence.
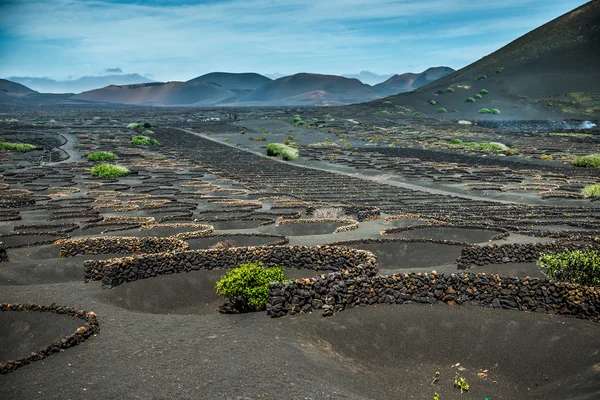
[0,79,37,94]
[72,82,236,106]
[373,1,600,120]
[238,73,379,105]
[373,67,455,96]
[187,72,272,90]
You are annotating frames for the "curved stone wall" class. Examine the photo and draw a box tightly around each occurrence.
[84,245,378,288]
[0,303,99,375]
[58,236,190,258]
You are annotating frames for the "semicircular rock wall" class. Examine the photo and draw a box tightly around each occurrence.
[58,236,190,258]
[84,245,378,288]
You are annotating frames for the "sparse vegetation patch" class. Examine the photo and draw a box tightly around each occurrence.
[538,250,600,286]
[215,262,286,312]
[0,142,38,152]
[131,135,159,145]
[572,154,600,168]
[581,184,600,198]
[265,143,299,161]
[87,151,118,161]
[90,164,130,179]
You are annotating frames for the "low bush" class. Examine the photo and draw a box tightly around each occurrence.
[537,250,600,286]
[449,138,463,145]
[474,94,483,99]
[87,151,118,161]
[255,137,267,142]
[479,89,489,95]
[265,143,298,161]
[445,88,454,93]
[428,100,437,106]
[127,122,142,129]
[476,75,487,80]
[479,108,501,114]
[90,163,130,178]
[131,135,159,145]
[490,108,501,114]
[572,154,600,168]
[215,262,286,312]
[141,129,154,135]
[437,108,447,113]
[383,101,393,106]
[0,142,37,152]
[582,183,600,198]
[465,97,476,103]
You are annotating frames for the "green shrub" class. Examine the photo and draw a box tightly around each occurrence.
[428,100,437,106]
[445,88,454,93]
[476,75,487,80]
[87,151,117,161]
[131,135,159,145]
[572,154,600,168]
[127,122,142,129]
[383,101,393,106]
[90,163,130,178]
[0,142,37,152]
[479,89,489,95]
[141,129,154,135]
[255,137,267,142]
[437,108,447,113]
[449,138,463,145]
[465,97,476,103]
[266,143,299,161]
[582,184,600,197]
[215,262,286,312]
[475,142,508,152]
[142,122,153,129]
[474,94,483,99]
[479,108,500,114]
[537,250,600,286]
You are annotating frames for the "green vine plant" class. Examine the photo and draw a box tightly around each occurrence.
[454,373,470,394]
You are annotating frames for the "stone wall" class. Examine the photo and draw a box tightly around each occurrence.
[457,241,600,269]
[0,303,99,375]
[84,245,377,288]
[58,236,189,258]
[0,242,8,262]
[267,271,600,321]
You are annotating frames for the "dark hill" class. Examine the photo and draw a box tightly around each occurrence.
[187,72,272,90]
[238,73,379,105]
[72,81,235,106]
[373,67,455,96]
[371,1,600,120]
[0,79,37,94]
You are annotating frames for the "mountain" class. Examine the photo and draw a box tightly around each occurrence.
[238,73,380,105]
[372,67,455,96]
[72,81,236,106]
[187,72,272,90]
[343,71,395,85]
[374,1,600,119]
[0,78,37,94]
[7,74,154,94]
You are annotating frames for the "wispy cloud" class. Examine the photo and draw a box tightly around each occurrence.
[0,0,589,80]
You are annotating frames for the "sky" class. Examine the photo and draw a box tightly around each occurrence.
[0,0,591,82]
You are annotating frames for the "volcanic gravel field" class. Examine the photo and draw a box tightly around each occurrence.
[0,108,599,399]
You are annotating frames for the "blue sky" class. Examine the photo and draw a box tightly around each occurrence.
[0,0,590,81]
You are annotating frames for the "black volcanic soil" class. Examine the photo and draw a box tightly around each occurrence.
[0,109,599,400]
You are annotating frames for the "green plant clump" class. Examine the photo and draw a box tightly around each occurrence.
[141,129,154,135]
[479,108,501,114]
[437,108,447,113]
[87,151,118,161]
[131,135,159,145]
[474,94,483,99]
[90,163,130,179]
[383,100,393,106]
[479,89,489,95]
[127,122,142,129]
[265,143,299,161]
[0,142,38,152]
[445,87,454,93]
[582,184,600,198]
[449,138,463,145]
[215,262,286,312]
[476,75,487,80]
[465,97,476,103]
[572,154,600,168]
[537,249,600,286]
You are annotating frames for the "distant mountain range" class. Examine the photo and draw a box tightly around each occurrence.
[6,74,154,94]
[1,68,454,106]
[372,67,456,96]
